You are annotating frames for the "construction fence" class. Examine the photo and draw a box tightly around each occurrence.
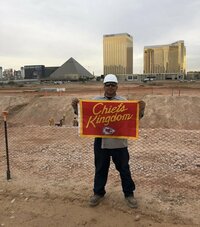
[0,122,199,185]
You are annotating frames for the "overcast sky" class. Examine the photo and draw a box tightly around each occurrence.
[0,0,199,75]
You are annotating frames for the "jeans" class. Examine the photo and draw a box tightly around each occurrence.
[93,138,135,197]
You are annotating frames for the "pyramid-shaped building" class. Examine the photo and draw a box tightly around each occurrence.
[49,57,94,81]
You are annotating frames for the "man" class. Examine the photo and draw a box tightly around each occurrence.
[71,74,145,208]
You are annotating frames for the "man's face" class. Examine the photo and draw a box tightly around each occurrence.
[104,82,118,97]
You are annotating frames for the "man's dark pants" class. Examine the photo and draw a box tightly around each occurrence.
[93,138,135,197]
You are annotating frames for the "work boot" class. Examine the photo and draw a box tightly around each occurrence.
[89,194,104,207]
[125,196,138,208]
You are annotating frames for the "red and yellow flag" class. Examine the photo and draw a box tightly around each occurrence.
[79,100,139,139]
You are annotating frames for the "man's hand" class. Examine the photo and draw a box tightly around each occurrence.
[138,100,146,119]
[71,98,79,115]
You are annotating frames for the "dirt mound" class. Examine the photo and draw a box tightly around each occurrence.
[140,95,200,130]
[1,95,200,129]
[0,95,32,112]
[1,96,75,127]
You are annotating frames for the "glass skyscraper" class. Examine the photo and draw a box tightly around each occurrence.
[103,33,133,76]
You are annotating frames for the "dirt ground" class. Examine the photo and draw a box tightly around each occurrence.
[0,81,200,227]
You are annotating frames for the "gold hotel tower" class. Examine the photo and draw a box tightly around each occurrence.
[144,40,186,74]
[103,33,133,75]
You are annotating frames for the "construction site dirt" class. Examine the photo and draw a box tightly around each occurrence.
[0,81,200,227]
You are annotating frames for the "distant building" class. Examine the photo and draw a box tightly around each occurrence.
[3,68,14,80]
[14,70,22,79]
[103,33,133,76]
[144,40,186,74]
[187,71,200,80]
[44,66,59,78]
[21,67,25,79]
[24,65,45,79]
[49,57,94,81]
[0,67,2,79]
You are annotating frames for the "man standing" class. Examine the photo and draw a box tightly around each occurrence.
[71,74,145,208]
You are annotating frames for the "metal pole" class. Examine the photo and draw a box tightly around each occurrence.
[2,111,11,180]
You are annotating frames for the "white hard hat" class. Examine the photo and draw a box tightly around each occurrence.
[103,74,118,84]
